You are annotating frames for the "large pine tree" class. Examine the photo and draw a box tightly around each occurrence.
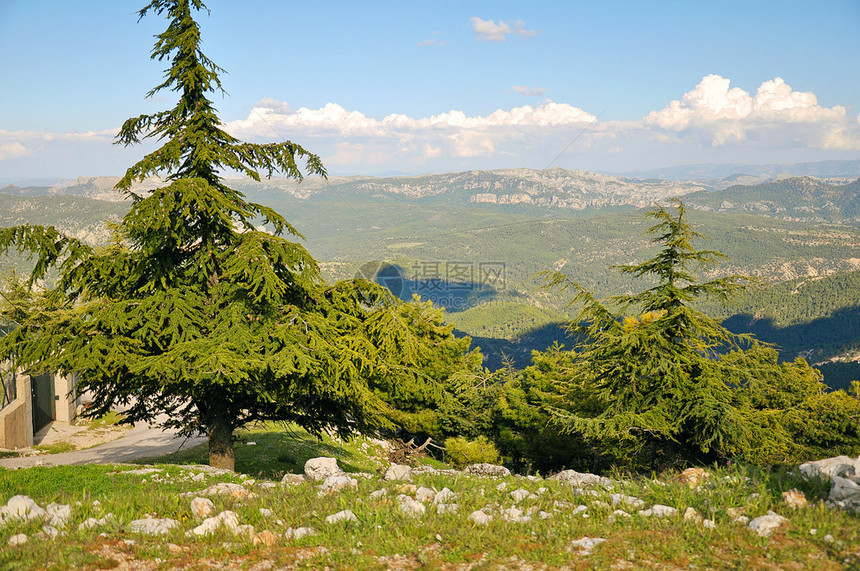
[0,0,452,469]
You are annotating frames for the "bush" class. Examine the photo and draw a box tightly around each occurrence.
[444,436,500,467]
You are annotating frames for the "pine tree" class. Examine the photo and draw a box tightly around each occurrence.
[540,200,770,467]
[0,0,461,470]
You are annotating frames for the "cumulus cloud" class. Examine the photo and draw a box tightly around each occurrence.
[470,17,536,42]
[0,142,30,161]
[513,85,549,97]
[644,75,858,149]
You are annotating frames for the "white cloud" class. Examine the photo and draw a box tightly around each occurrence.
[470,17,536,42]
[0,142,30,161]
[644,75,858,149]
[513,85,549,97]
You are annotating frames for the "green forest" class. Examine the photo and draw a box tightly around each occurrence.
[2,0,859,476]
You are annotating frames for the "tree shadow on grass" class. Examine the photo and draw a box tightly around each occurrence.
[137,425,379,479]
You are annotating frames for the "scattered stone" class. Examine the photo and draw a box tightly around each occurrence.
[748,511,789,537]
[571,505,588,516]
[192,472,206,482]
[383,464,413,482]
[285,526,316,540]
[607,510,631,524]
[119,468,162,476]
[610,494,645,510]
[167,543,183,554]
[415,487,436,503]
[496,482,508,492]
[433,488,456,504]
[501,507,531,523]
[464,463,511,477]
[510,489,530,503]
[281,473,306,485]
[369,489,388,500]
[551,470,611,488]
[77,514,115,531]
[128,517,180,535]
[727,507,746,519]
[253,530,280,546]
[703,519,716,529]
[37,525,60,540]
[395,484,417,495]
[191,497,215,519]
[734,515,750,525]
[800,456,859,480]
[829,475,860,511]
[8,533,27,546]
[46,503,71,528]
[182,482,253,500]
[782,489,808,509]
[639,505,678,518]
[259,508,272,518]
[468,510,492,525]
[304,457,345,482]
[318,475,358,496]
[396,495,426,517]
[823,534,835,543]
[680,468,709,489]
[538,511,551,520]
[190,510,242,536]
[435,503,459,514]
[1,495,47,522]
[325,509,358,524]
[568,536,606,555]
[683,507,703,523]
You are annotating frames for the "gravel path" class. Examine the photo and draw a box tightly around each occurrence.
[0,421,207,469]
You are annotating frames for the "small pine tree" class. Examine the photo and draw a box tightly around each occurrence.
[0,0,473,470]
[540,200,779,467]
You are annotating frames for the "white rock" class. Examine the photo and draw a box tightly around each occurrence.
[683,507,703,523]
[703,519,716,529]
[396,495,426,517]
[369,489,387,500]
[285,526,316,540]
[734,515,750,525]
[304,457,345,482]
[182,482,251,499]
[551,470,611,488]
[259,508,272,518]
[639,505,678,518]
[830,475,860,507]
[607,509,631,523]
[748,511,789,537]
[610,493,645,510]
[77,514,115,531]
[432,488,456,504]
[383,464,413,482]
[501,507,530,523]
[799,456,859,480]
[38,525,60,540]
[463,463,510,477]
[495,482,508,492]
[7,533,27,546]
[415,487,436,503]
[46,503,71,528]
[435,503,459,514]
[571,505,588,516]
[3,495,47,522]
[128,517,180,536]
[510,489,530,503]
[191,510,241,536]
[191,497,215,519]
[569,536,605,555]
[325,509,358,524]
[318,475,358,495]
[468,510,492,525]
[192,472,206,482]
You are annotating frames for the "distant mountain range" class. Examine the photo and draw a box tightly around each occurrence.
[621,159,860,182]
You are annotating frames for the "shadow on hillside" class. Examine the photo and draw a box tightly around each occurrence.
[357,262,503,313]
[723,306,860,391]
[456,322,575,371]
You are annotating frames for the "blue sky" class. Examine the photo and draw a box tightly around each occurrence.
[1,0,859,181]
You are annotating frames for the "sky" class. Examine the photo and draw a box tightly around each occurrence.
[1,0,859,182]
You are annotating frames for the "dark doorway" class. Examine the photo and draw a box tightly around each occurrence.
[31,372,54,433]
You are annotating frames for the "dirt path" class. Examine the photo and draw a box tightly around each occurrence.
[0,419,207,470]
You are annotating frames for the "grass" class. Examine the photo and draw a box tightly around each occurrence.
[85,411,127,430]
[1,430,859,570]
[31,442,77,454]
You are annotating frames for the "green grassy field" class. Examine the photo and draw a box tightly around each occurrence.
[1,424,858,569]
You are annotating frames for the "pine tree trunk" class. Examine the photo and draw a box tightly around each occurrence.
[208,407,235,470]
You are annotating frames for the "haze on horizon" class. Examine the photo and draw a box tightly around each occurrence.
[1,0,859,181]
